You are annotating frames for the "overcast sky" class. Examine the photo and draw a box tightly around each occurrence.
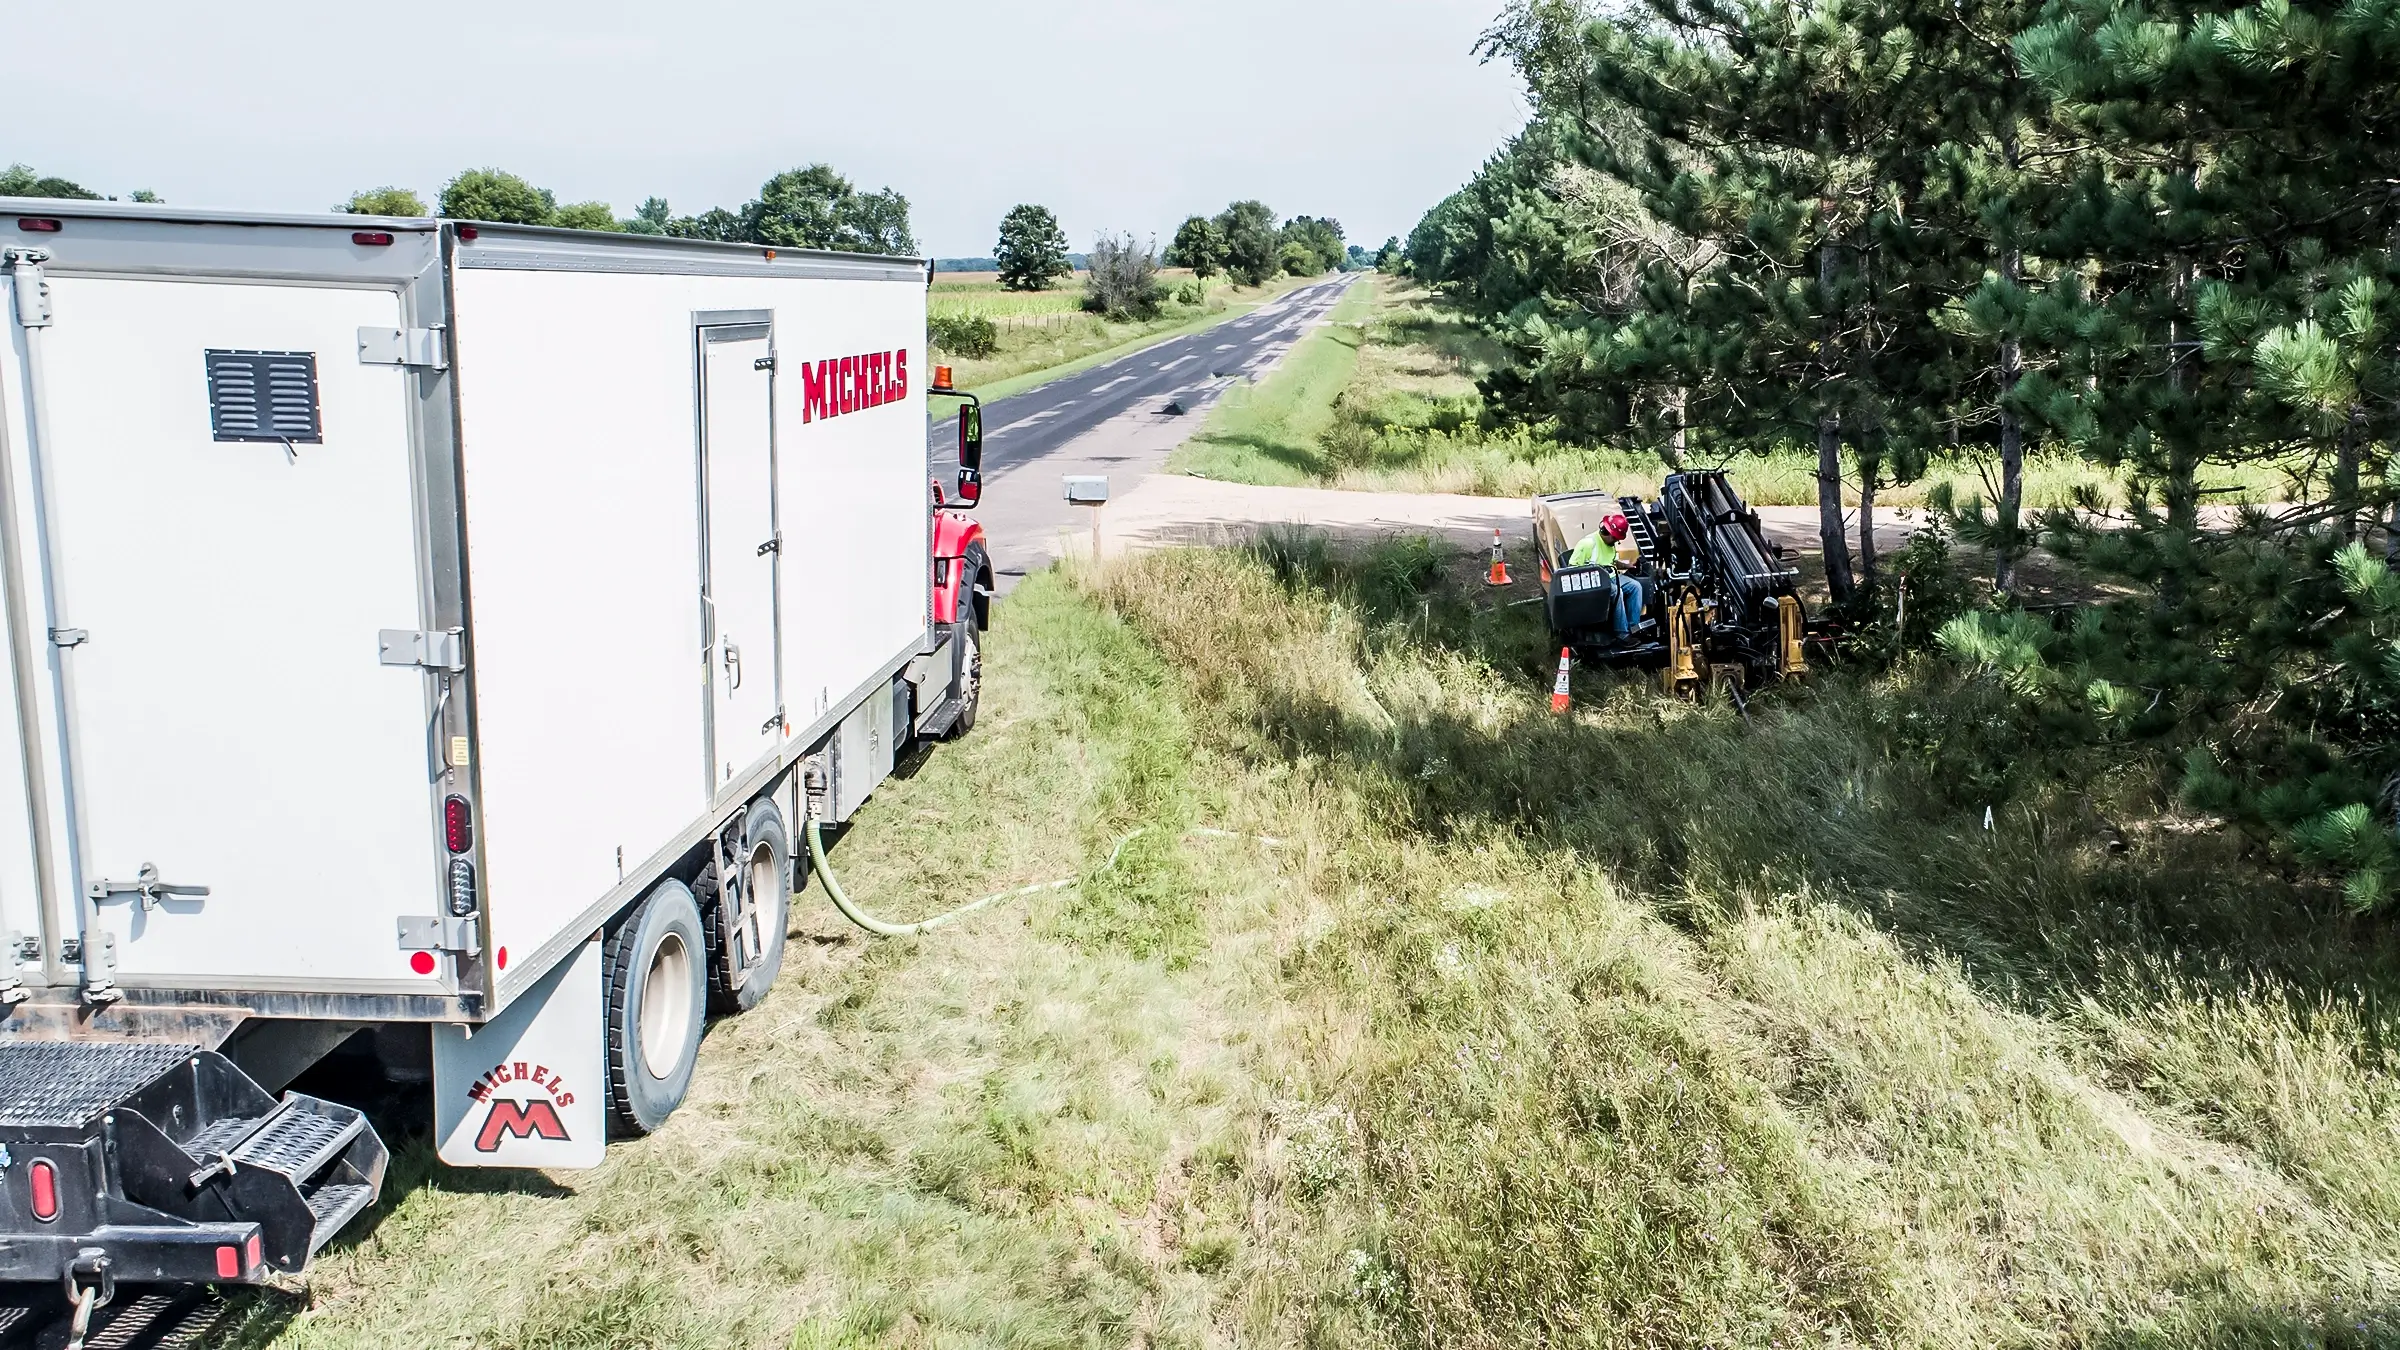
[15,0,1529,258]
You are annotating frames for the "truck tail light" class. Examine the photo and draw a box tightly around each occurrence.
[352,230,394,247]
[216,1244,241,1278]
[16,219,61,234]
[444,795,473,853]
[28,1159,57,1221]
[448,858,477,916]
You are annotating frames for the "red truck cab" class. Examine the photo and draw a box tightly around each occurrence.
[925,367,991,733]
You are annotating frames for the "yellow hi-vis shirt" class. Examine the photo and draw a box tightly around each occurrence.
[1569,532,1640,569]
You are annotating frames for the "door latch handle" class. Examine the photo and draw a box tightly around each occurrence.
[88,863,210,912]
[723,639,742,690]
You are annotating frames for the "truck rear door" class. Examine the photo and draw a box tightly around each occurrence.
[27,275,442,988]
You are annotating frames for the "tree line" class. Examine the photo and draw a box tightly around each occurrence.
[349,165,914,255]
[2,159,917,255]
[1405,0,2400,907]
[974,200,1362,326]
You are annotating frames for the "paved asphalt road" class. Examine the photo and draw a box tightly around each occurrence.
[929,275,1360,585]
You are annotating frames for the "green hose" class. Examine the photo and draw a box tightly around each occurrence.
[805,817,1280,938]
[804,816,1123,937]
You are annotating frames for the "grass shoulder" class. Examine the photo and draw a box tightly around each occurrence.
[1177,278,2292,509]
[218,531,2397,1349]
[933,271,1317,402]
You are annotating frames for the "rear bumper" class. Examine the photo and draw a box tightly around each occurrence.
[0,1222,267,1286]
[0,1045,384,1288]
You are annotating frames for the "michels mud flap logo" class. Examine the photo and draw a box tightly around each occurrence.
[798,348,908,424]
[432,939,606,1168]
[466,1060,577,1151]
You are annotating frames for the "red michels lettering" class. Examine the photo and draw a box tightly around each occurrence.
[799,347,908,424]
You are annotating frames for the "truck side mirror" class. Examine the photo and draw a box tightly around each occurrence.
[956,403,983,507]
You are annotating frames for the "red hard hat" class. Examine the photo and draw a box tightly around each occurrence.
[1601,513,1630,541]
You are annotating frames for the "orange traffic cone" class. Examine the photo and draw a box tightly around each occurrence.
[1486,529,1512,586]
[1550,647,1573,714]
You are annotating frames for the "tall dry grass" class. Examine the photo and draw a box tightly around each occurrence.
[225,537,2398,1349]
[1085,538,2400,1348]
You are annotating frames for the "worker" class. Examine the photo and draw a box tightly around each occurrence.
[1567,514,1646,638]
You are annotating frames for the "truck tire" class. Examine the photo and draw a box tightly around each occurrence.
[707,801,790,1015]
[605,878,707,1138]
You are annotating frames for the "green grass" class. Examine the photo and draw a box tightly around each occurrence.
[1180,279,2295,509]
[226,536,2400,1349]
[1168,277,1381,483]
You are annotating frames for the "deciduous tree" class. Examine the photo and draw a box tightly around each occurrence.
[994,204,1071,291]
[344,187,426,216]
[1215,200,1280,286]
[1165,215,1226,278]
[439,169,554,224]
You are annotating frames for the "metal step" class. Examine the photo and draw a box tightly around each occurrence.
[304,1181,376,1251]
[0,1042,198,1128]
[231,1099,364,1184]
[916,695,962,738]
[181,1112,260,1160]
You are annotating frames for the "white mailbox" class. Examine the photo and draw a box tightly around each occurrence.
[1062,475,1110,505]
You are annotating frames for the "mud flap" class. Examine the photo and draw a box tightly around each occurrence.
[433,938,606,1168]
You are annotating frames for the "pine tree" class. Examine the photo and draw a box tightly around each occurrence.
[1559,0,1977,601]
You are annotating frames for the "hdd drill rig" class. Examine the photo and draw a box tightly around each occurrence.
[1533,469,1816,696]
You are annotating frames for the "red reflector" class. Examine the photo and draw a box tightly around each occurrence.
[28,1159,56,1221]
[245,1232,262,1268]
[352,230,394,247]
[456,225,478,241]
[17,219,61,234]
[216,1244,240,1279]
[409,950,436,976]
[444,795,472,853]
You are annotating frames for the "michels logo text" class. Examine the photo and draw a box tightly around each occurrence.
[466,1058,577,1152]
[800,348,909,424]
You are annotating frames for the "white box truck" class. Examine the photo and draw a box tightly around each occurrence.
[0,201,995,1297]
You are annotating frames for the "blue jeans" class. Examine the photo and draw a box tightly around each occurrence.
[1611,574,1646,637]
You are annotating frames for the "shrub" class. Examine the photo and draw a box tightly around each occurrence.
[929,312,999,358]
[1084,233,1163,320]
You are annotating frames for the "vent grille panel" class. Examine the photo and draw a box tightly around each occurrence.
[204,349,322,444]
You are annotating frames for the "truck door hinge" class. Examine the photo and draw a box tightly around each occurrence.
[398,914,481,956]
[756,535,780,556]
[47,627,85,648]
[63,931,118,1003]
[0,932,25,1006]
[379,628,465,673]
[3,250,53,328]
[753,355,776,372]
[357,325,448,370]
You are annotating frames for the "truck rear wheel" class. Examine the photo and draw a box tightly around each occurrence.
[605,879,707,1137]
[708,801,789,1014]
